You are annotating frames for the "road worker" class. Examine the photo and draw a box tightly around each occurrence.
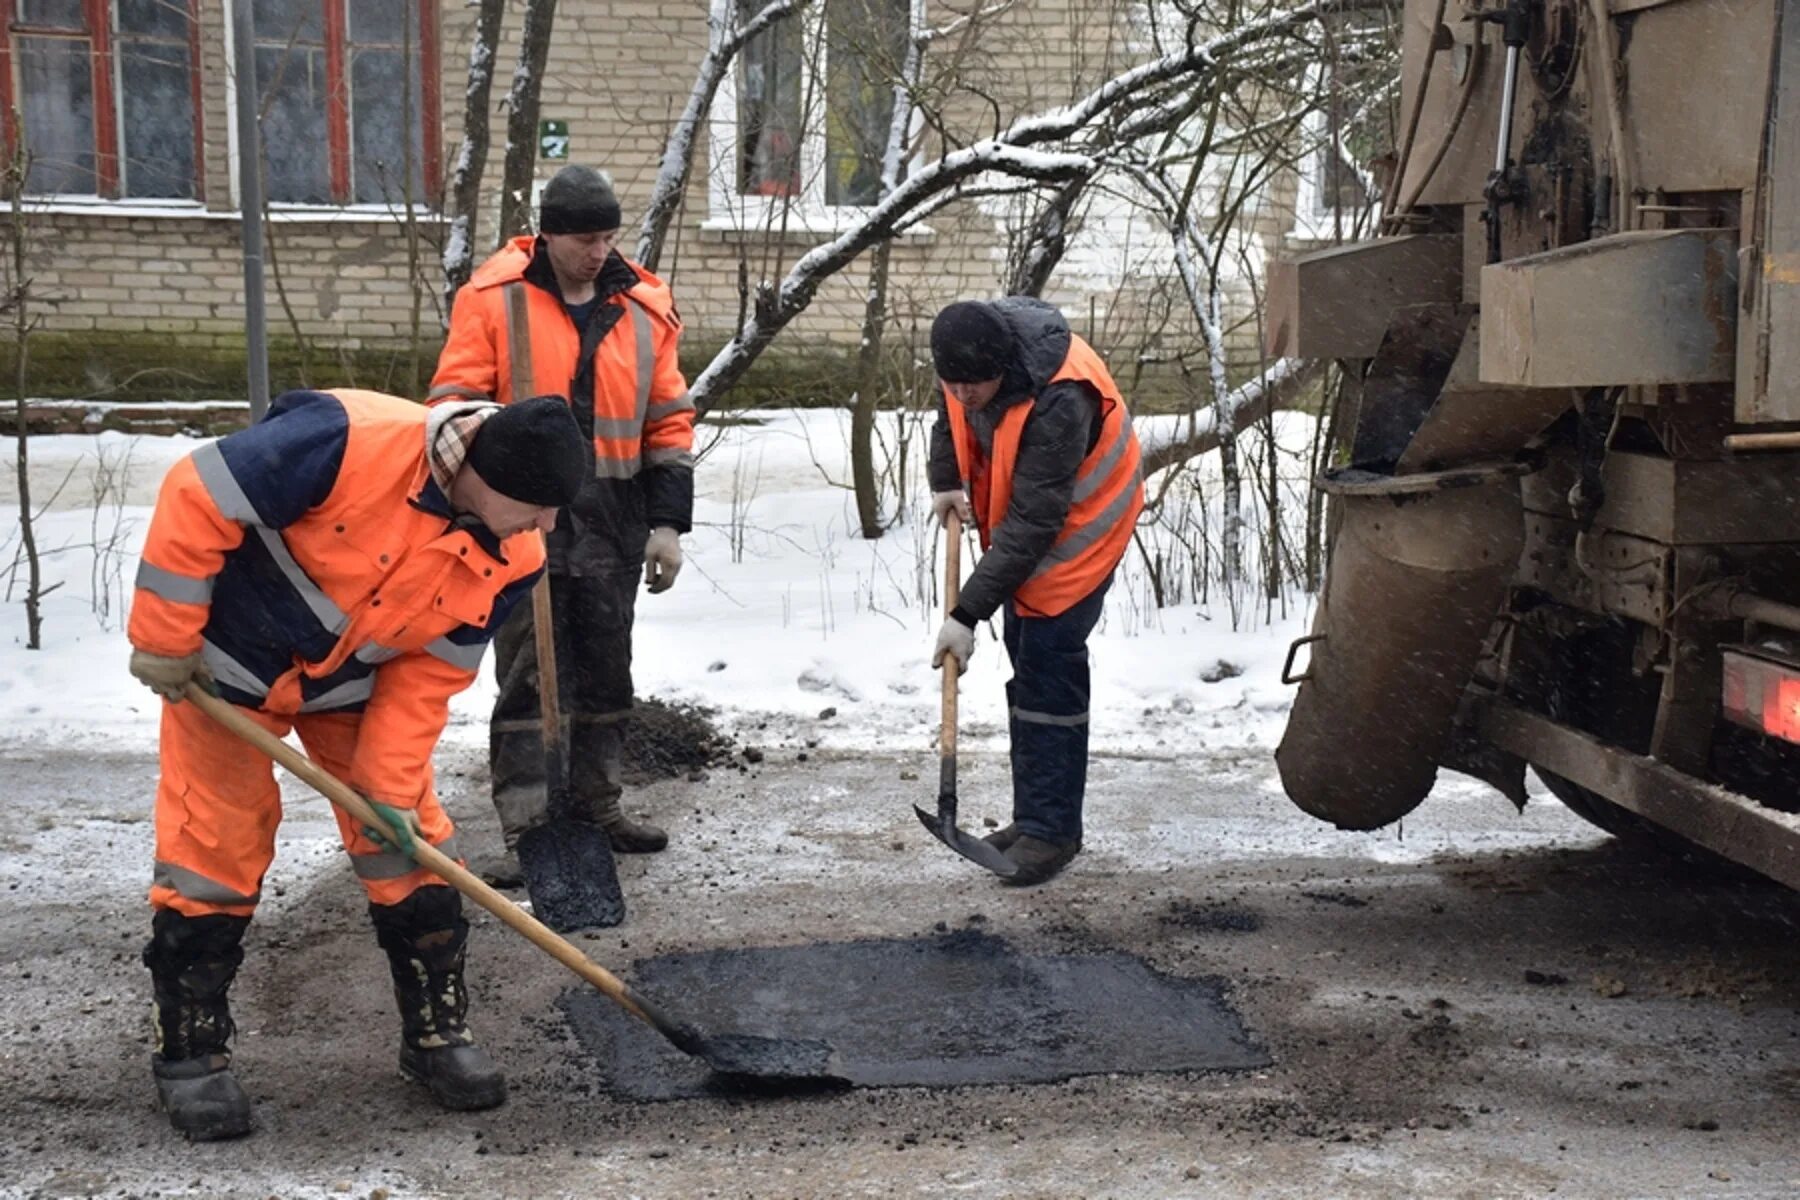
[430,164,695,881]
[127,389,587,1138]
[926,298,1145,885]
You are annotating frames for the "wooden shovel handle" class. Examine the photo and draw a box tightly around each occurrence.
[530,575,562,750]
[941,512,961,758]
[184,683,652,1026]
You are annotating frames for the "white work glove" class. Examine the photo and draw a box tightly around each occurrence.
[931,489,973,529]
[644,526,683,594]
[128,649,213,702]
[932,616,975,675]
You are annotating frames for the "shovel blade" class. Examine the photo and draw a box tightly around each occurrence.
[517,817,627,931]
[913,804,1019,878]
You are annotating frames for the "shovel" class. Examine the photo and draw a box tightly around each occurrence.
[501,279,625,932]
[186,682,845,1088]
[513,576,627,932]
[913,512,1019,878]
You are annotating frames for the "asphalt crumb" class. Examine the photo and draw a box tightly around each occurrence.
[1160,900,1263,933]
[623,698,737,785]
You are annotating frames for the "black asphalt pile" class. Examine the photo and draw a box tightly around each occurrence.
[622,698,735,785]
[561,930,1269,1101]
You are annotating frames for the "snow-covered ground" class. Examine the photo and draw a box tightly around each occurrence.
[0,409,1317,759]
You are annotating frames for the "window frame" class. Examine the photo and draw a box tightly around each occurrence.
[247,0,444,210]
[0,0,207,201]
[707,0,912,233]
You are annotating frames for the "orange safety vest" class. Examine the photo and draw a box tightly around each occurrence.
[429,236,695,480]
[945,336,1144,618]
[129,388,546,808]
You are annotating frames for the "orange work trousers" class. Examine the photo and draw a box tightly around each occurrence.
[149,697,459,918]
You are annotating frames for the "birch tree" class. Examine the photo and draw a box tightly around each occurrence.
[443,0,508,306]
[496,0,560,244]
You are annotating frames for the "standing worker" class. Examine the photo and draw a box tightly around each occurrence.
[431,165,696,880]
[128,388,590,1138]
[926,298,1144,886]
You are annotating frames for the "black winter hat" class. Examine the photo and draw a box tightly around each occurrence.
[539,165,623,235]
[930,301,1011,383]
[466,395,587,507]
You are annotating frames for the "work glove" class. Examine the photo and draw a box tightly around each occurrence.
[932,615,975,675]
[362,799,423,858]
[931,490,973,529]
[644,526,683,594]
[128,649,214,703]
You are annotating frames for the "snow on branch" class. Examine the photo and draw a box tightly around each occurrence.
[1137,357,1320,477]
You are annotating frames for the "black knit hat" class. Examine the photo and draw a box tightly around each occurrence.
[930,301,1010,383]
[466,395,587,507]
[539,165,623,235]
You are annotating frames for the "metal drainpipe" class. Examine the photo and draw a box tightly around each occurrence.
[232,0,269,421]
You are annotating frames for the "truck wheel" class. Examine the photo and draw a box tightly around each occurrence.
[1534,769,1650,838]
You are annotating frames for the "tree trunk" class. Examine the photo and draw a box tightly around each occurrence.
[850,239,892,539]
[496,0,560,245]
[443,0,506,307]
[1005,173,1090,298]
[9,139,43,649]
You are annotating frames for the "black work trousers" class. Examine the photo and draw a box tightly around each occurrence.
[489,568,639,846]
[1001,576,1112,845]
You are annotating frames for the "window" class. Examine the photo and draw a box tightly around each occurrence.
[253,0,439,206]
[2,0,203,198]
[1292,56,1388,239]
[715,0,907,225]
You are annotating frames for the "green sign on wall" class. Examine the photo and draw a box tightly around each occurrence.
[539,120,570,160]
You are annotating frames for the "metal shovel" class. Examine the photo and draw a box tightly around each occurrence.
[913,512,1019,878]
[499,280,624,932]
[514,575,627,932]
[187,683,845,1089]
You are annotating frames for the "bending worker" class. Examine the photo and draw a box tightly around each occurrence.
[127,388,588,1139]
[431,164,696,878]
[927,298,1144,886]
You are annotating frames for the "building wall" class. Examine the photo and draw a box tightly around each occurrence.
[1,0,1292,401]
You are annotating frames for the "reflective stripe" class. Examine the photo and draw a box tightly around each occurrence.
[1072,424,1132,506]
[629,300,654,426]
[355,641,403,665]
[192,442,260,523]
[153,860,261,906]
[255,527,349,635]
[644,447,693,469]
[1029,467,1143,578]
[202,639,271,698]
[592,416,644,439]
[647,392,695,421]
[425,636,487,671]
[594,455,641,480]
[299,676,375,712]
[136,560,213,605]
[1011,705,1089,728]
[427,383,490,402]
[350,835,461,880]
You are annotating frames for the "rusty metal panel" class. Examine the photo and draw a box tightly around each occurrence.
[1264,235,1462,359]
[1518,513,1669,624]
[1477,699,1800,890]
[1398,321,1573,471]
[1617,0,1775,194]
[1479,230,1738,387]
[1593,451,1800,543]
[1743,0,1800,421]
[1398,2,1504,208]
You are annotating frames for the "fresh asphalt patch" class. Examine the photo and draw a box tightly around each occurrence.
[561,929,1268,1100]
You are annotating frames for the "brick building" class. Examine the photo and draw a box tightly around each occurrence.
[0,1,1330,402]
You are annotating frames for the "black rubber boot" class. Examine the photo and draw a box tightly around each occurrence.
[1002,835,1082,886]
[371,887,507,1112]
[572,721,668,853]
[983,823,1023,853]
[143,910,255,1141]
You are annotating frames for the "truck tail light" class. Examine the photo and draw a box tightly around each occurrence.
[1722,650,1800,745]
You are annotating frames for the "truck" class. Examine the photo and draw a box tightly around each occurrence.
[1269,0,1800,888]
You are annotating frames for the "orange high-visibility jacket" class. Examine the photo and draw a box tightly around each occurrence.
[128,388,546,810]
[429,236,695,486]
[945,337,1144,618]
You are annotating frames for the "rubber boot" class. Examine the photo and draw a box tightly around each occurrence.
[143,910,255,1141]
[1002,835,1082,887]
[371,887,507,1112]
[983,823,1022,853]
[572,721,667,853]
